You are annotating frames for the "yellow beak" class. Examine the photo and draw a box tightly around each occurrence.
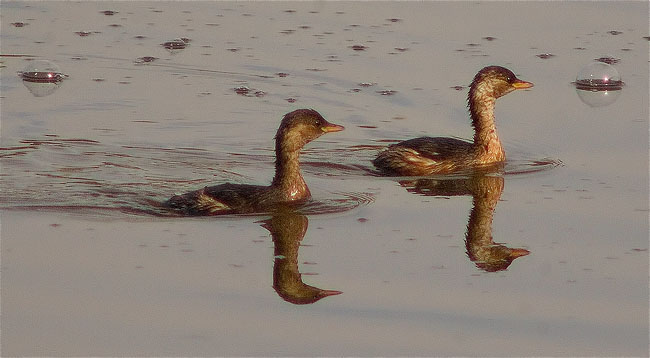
[321,123,345,133]
[512,80,534,89]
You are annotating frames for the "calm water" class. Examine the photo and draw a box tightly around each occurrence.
[1,2,648,356]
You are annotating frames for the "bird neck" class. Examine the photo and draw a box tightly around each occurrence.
[468,88,505,161]
[271,142,310,201]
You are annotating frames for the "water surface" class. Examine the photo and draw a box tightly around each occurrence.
[1,2,648,356]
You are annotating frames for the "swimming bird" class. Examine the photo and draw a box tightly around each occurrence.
[373,66,533,176]
[165,109,344,215]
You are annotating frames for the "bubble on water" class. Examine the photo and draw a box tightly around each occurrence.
[573,61,623,107]
[574,61,624,90]
[19,60,67,83]
[18,59,68,97]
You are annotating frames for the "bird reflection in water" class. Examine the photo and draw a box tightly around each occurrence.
[259,211,342,304]
[400,173,529,272]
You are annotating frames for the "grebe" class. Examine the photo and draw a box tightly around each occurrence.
[373,66,533,176]
[165,109,344,215]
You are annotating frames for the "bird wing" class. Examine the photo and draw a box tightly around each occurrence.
[393,137,473,161]
[201,183,269,212]
[166,183,268,215]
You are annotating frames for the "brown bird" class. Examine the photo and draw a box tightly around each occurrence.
[165,109,344,215]
[373,66,533,176]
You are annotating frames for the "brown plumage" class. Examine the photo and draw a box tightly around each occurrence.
[373,66,533,176]
[164,109,344,215]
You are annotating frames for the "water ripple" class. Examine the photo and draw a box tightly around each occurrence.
[0,137,376,218]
